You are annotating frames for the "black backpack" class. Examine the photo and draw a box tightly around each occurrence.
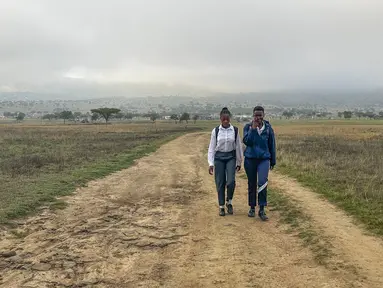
[215,125,238,144]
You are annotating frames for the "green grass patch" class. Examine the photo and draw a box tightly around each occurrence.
[275,127,383,236]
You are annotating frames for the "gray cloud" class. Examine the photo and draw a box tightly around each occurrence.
[1,0,382,95]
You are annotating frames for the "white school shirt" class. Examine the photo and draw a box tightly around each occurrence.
[207,124,244,167]
[257,122,265,135]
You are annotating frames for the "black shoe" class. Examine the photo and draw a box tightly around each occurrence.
[226,203,233,215]
[219,208,225,216]
[258,210,269,221]
[248,208,255,217]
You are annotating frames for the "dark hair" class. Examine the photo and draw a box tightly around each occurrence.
[220,107,231,117]
[253,106,264,113]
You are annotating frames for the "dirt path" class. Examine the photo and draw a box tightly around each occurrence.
[271,173,383,287]
[0,133,382,287]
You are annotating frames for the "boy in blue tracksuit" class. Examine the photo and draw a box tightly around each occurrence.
[243,106,276,221]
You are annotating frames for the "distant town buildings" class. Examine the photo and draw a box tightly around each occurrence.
[1,96,382,121]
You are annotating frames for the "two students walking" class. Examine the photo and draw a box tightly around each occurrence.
[208,106,276,221]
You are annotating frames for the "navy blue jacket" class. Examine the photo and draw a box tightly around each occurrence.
[243,120,276,166]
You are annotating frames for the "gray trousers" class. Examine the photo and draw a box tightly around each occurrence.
[214,151,236,206]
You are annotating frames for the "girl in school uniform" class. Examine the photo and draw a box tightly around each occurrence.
[208,107,243,216]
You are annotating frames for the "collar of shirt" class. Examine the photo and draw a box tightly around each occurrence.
[219,124,234,131]
[257,122,265,135]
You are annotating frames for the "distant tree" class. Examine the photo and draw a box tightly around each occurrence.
[16,112,26,122]
[316,112,330,118]
[42,113,56,121]
[73,111,82,120]
[90,108,121,124]
[113,112,125,120]
[91,113,100,122]
[170,114,179,123]
[192,114,199,124]
[59,110,74,124]
[282,111,294,119]
[338,112,343,118]
[379,112,383,118]
[355,111,364,119]
[180,112,190,123]
[149,112,159,122]
[143,112,159,131]
[343,111,352,119]
[54,112,61,119]
[125,113,134,120]
[73,112,82,118]
[3,112,15,117]
[365,111,376,119]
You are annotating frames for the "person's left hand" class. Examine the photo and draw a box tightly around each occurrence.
[236,166,241,172]
[270,165,275,171]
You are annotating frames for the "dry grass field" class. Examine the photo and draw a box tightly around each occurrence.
[274,120,383,235]
[1,119,382,236]
[0,121,215,225]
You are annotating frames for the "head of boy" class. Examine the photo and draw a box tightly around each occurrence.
[253,106,264,125]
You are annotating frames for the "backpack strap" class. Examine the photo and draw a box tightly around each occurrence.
[234,126,238,143]
[215,125,238,147]
[215,126,220,143]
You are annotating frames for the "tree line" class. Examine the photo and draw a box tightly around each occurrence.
[3,112,26,121]
[9,107,382,123]
[338,111,383,119]
[4,108,201,124]
[280,109,383,120]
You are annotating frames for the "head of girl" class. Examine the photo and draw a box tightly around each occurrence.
[220,107,231,128]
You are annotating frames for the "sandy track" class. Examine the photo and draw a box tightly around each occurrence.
[271,174,383,287]
[0,133,382,287]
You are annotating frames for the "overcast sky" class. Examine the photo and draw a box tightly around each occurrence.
[1,0,382,96]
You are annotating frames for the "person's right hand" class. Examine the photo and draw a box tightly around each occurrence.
[209,166,214,175]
